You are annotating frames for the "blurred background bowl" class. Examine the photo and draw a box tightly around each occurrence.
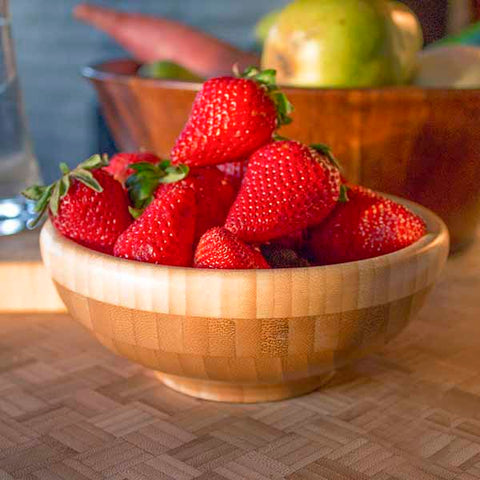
[40,197,449,403]
[84,58,480,252]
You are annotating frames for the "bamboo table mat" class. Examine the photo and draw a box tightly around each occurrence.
[0,233,480,479]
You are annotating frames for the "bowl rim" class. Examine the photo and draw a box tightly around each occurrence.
[82,58,480,94]
[41,194,449,275]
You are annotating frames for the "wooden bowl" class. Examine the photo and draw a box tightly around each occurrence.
[40,198,449,403]
[84,59,480,252]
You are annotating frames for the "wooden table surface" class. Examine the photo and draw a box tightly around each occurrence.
[1,233,480,480]
[0,230,63,312]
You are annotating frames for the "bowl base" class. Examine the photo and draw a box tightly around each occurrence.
[154,372,336,403]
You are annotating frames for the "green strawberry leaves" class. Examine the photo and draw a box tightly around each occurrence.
[22,153,190,228]
[310,143,341,171]
[71,169,103,192]
[339,184,349,203]
[271,91,293,126]
[126,160,189,214]
[21,154,109,228]
[236,66,293,128]
[310,144,349,203]
[240,66,277,86]
[22,184,46,201]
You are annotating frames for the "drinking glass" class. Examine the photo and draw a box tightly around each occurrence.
[0,0,40,235]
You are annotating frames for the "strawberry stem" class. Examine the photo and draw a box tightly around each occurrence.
[310,143,342,171]
[59,163,70,175]
[339,184,350,203]
[126,160,189,213]
[21,154,109,229]
[236,66,293,128]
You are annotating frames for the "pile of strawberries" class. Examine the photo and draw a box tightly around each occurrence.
[24,67,426,269]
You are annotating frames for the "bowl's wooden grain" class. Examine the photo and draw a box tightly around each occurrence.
[84,59,480,251]
[40,198,449,403]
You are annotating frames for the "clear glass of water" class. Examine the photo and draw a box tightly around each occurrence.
[0,0,40,235]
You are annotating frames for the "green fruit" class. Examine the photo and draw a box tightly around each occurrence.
[138,61,203,82]
[254,9,282,44]
[261,0,422,88]
[388,1,424,83]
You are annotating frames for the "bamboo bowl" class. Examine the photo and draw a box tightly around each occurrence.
[40,198,449,403]
[84,59,480,252]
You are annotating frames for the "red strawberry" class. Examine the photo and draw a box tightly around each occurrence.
[114,183,196,266]
[104,151,160,184]
[217,160,248,187]
[128,164,237,242]
[22,156,132,254]
[171,67,292,167]
[225,140,341,243]
[184,167,238,240]
[308,185,427,265]
[194,227,270,269]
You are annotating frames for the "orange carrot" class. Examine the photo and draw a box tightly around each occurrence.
[74,3,260,78]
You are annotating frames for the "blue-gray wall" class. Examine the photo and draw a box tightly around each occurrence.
[10,0,288,182]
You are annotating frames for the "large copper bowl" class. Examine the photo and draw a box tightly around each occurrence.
[84,58,480,251]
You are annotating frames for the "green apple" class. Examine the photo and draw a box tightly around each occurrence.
[261,0,423,87]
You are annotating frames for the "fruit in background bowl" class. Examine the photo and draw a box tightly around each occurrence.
[262,0,423,87]
[137,60,203,82]
[414,45,480,88]
[75,1,479,91]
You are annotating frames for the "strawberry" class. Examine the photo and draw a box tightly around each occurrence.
[104,151,160,184]
[171,67,292,167]
[125,160,190,216]
[225,140,341,243]
[114,183,196,266]
[183,167,238,241]
[217,160,248,187]
[308,185,427,265]
[194,227,270,269]
[22,155,132,254]
[128,164,237,241]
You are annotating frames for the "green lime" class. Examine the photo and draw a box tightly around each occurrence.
[138,61,203,82]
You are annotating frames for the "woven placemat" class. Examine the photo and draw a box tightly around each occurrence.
[0,234,479,479]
